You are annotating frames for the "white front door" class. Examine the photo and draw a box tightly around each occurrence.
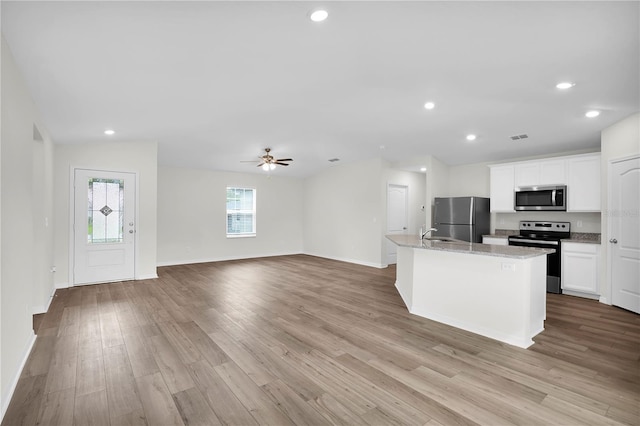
[387,184,408,265]
[610,156,640,314]
[73,169,136,285]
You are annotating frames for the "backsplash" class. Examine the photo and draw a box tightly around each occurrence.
[492,211,601,234]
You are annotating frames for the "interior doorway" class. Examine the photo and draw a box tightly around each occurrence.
[386,184,408,265]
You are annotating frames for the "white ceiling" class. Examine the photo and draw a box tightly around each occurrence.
[2,1,639,177]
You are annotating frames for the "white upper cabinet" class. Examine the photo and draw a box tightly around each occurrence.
[489,165,515,212]
[489,153,600,213]
[515,159,567,187]
[567,154,601,212]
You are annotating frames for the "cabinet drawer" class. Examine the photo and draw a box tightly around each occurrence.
[562,242,599,254]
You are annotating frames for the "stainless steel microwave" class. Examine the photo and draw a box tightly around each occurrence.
[514,185,567,211]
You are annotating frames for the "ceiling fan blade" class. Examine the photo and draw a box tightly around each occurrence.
[256,162,265,167]
[274,162,290,166]
[275,158,293,162]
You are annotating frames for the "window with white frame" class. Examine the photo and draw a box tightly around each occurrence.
[226,187,256,237]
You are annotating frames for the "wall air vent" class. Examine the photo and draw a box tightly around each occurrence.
[510,134,529,141]
[328,158,340,162]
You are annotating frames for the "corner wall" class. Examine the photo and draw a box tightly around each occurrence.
[600,112,640,304]
[1,36,55,417]
[303,158,385,267]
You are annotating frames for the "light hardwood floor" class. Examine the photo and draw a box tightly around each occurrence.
[3,254,639,425]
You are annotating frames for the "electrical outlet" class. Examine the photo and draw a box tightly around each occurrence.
[501,263,515,271]
[577,220,583,228]
[50,266,56,273]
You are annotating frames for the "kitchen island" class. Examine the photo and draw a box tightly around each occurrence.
[386,234,553,348]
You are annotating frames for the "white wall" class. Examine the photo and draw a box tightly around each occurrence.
[600,112,640,304]
[304,158,385,267]
[157,166,304,265]
[425,155,450,228]
[53,141,158,286]
[1,36,55,417]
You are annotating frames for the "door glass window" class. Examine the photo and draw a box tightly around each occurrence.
[88,178,125,243]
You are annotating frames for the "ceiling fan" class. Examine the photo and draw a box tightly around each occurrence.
[242,148,293,171]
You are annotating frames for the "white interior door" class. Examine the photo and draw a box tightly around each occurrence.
[74,169,136,285]
[387,184,408,265]
[610,157,640,314]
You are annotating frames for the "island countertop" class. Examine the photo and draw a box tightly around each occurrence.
[386,234,554,259]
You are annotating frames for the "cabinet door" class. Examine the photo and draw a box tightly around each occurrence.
[514,163,539,187]
[489,165,515,212]
[562,243,600,294]
[539,160,567,185]
[568,155,601,212]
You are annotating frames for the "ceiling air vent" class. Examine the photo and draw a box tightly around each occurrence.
[510,134,529,141]
[328,158,340,162]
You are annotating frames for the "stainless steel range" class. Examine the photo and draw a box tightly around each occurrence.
[508,221,571,294]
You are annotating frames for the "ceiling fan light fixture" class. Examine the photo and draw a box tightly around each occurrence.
[269,163,276,170]
[262,163,270,171]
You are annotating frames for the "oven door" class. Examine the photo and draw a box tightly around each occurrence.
[514,186,566,211]
[508,237,561,294]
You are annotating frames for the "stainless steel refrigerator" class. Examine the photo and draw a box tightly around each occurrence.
[432,197,490,243]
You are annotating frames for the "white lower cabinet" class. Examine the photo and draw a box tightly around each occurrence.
[482,236,509,246]
[561,242,600,295]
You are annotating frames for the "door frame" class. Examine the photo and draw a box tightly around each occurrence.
[605,153,640,306]
[68,166,140,286]
[386,183,409,265]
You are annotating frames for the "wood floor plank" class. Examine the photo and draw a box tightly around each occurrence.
[172,386,222,426]
[135,372,184,426]
[35,388,75,426]
[1,374,47,426]
[214,361,295,425]
[148,334,195,394]
[103,344,144,420]
[3,255,639,426]
[187,360,259,426]
[74,389,110,426]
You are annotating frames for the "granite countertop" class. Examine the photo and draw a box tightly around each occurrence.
[483,230,601,244]
[386,234,554,259]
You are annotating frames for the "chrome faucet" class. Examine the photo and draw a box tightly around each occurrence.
[421,227,438,239]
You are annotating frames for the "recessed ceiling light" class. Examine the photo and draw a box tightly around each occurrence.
[420,167,427,172]
[585,110,600,118]
[309,9,328,22]
[556,82,575,89]
[466,134,477,141]
[104,129,115,135]
[424,102,435,110]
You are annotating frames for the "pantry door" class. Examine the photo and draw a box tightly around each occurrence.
[73,169,136,285]
[609,156,640,314]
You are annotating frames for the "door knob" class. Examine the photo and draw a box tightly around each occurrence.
[609,238,618,244]
[129,230,134,234]
[403,227,407,230]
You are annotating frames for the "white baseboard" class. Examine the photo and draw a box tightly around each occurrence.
[562,289,600,300]
[55,282,69,289]
[135,273,159,280]
[303,252,388,269]
[599,296,610,305]
[157,251,304,267]
[31,286,57,315]
[1,332,36,422]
